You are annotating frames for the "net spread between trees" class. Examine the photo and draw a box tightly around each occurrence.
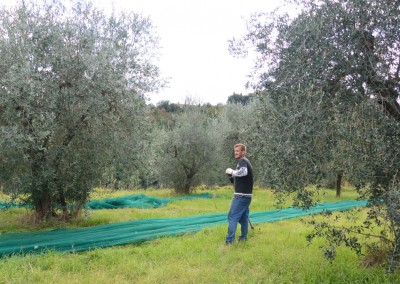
[0,199,367,257]
[1,0,400,270]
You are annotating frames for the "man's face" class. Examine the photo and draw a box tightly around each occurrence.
[234,147,244,160]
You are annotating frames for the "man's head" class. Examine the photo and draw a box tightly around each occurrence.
[234,143,246,160]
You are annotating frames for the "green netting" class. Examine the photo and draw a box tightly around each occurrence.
[0,199,367,257]
[85,193,214,209]
[0,200,27,210]
[0,193,214,210]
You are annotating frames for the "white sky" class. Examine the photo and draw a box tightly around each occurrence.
[96,0,284,105]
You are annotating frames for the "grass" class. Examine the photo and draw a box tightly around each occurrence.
[0,186,398,283]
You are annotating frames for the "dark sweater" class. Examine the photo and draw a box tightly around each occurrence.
[232,157,254,195]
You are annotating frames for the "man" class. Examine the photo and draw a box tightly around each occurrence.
[225,143,254,245]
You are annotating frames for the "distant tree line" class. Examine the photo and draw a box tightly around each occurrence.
[226,93,256,105]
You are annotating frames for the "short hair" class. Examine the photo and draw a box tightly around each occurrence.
[234,143,246,152]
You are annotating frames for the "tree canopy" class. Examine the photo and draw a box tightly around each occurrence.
[0,0,162,220]
[230,0,400,269]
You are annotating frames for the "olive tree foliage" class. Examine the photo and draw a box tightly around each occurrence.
[218,101,260,183]
[153,101,259,193]
[0,0,162,220]
[155,105,223,194]
[230,0,400,269]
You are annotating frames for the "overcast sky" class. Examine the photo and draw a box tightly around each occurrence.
[95,0,284,105]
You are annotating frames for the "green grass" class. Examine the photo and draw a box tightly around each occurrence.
[0,186,398,283]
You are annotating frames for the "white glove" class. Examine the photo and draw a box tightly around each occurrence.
[225,168,233,175]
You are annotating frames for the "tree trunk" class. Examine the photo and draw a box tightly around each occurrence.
[336,172,342,197]
[51,115,88,219]
[29,146,54,221]
[58,184,69,218]
[183,170,196,194]
[34,190,53,221]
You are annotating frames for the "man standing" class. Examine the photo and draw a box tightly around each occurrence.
[225,143,254,245]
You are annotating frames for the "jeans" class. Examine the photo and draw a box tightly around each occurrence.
[226,195,252,244]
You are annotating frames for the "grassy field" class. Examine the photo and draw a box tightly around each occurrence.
[0,187,399,283]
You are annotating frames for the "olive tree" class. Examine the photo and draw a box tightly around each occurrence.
[155,105,222,194]
[0,0,162,220]
[230,0,400,269]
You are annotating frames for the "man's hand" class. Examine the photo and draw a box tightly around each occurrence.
[225,168,233,175]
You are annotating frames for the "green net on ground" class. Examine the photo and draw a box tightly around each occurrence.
[0,200,28,210]
[0,193,214,210]
[0,199,367,257]
[85,193,214,209]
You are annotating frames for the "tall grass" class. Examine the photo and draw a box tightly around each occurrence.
[0,187,398,283]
